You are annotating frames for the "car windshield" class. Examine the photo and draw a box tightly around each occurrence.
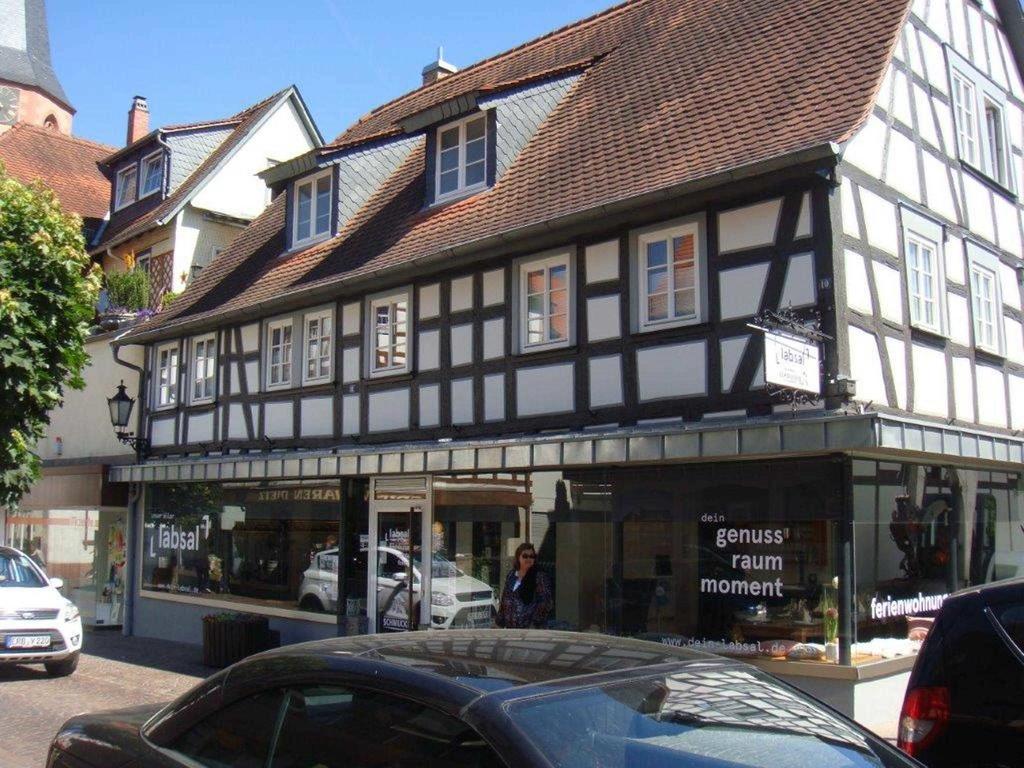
[0,552,46,588]
[412,555,464,579]
[507,665,912,768]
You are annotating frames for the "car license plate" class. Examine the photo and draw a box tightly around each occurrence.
[6,635,51,649]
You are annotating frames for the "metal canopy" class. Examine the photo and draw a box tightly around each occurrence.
[108,412,1024,484]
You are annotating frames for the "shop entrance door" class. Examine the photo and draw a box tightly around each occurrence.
[367,477,431,633]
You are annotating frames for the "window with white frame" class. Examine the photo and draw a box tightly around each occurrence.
[139,151,163,198]
[293,169,332,246]
[155,343,179,408]
[967,243,1004,355]
[948,53,1013,189]
[191,335,216,403]
[303,308,333,384]
[519,252,572,352]
[369,291,410,376]
[435,113,487,202]
[983,97,1008,187]
[115,165,138,210]
[901,207,946,335]
[636,221,701,329]
[951,71,979,167]
[266,318,293,388]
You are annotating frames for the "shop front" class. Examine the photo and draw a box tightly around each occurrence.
[5,465,130,628]
[120,414,1024,731]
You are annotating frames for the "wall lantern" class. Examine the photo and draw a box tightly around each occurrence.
[108,380,148,458]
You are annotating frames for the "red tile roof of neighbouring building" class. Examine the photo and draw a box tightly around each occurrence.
[126,0,913,341]
[0,123,113,220]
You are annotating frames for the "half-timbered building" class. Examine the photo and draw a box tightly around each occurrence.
[109,0,1024,732]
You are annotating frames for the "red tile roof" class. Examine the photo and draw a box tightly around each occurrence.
[92,87,296,253]
[131,0,911,340]
[0,123,113,220]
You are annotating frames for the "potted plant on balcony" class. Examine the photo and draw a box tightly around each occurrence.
[99,269,150,330]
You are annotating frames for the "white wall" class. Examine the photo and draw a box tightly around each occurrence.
[191,98,316,221]
[172,206,245,293]
[839,1,1024,429]
[37,335,144,461]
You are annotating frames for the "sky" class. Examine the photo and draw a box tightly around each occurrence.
[48,0,611,148]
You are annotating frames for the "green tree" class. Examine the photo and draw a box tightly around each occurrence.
[0,164,101,508]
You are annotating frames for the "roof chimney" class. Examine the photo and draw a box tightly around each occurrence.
[126,95,149,145]
[422,46,458,86]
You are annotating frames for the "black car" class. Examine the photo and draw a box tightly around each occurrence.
[49,630,916,768]
[898,577,1024,767]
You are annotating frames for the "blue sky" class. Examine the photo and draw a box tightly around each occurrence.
[49,0,610,148]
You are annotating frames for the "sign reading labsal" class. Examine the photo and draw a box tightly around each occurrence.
[764,330,820,395]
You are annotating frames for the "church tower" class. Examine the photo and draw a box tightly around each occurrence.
[0,0,73,134]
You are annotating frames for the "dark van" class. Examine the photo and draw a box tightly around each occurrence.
[898,577,1024,766]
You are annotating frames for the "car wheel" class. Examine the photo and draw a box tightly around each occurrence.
[300,595,325,613]
[45,652,79,677]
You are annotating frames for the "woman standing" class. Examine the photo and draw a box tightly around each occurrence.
[497,543,553,629]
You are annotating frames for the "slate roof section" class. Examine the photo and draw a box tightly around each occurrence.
[92,87,307,253]
[127,0,912,341]
[0,0,71,109]
[0,122,112,219]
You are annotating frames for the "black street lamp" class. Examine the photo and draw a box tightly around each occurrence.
[108,380,148,459]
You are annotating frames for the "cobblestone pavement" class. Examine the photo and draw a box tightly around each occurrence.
[0,629,208,768]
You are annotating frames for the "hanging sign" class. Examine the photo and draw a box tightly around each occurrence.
[764,330,820,395]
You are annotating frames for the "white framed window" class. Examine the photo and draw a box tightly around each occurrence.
[518,251,572,353]
[115,165,138,210]
[983,97,1008,187]
[630,215,706,333]
[303,308,333,384]
[967,242,1005,356]
[636,221,701,330]
[367,290,411,377]
[139,151,163,198]
[906,235,941,331]
[948,50,1013,190]
[266,318,294,389]
[154,342,179,408]
[951,71,978,166]
[292,169,332,246]
[435,113,487,202]
[190,335,217,403]
[901,207,946,336]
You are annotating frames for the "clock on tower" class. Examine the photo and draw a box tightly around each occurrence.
[0,86,20,126]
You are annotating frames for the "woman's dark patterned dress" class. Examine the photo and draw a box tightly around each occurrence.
[496,569,553,629]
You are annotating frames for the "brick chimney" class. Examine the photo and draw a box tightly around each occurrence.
[126,95,149,145]
[422,47,458,86]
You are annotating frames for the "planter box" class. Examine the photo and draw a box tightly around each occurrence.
[202,613,272,668]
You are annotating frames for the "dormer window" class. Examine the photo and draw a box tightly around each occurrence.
[292,169,332,246]
[115,165,137,210]
[435,113,486,202]
[139,151,163,198]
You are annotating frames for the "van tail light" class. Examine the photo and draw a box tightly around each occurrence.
[898,686,950,757]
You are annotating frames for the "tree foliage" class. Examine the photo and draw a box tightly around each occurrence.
[0,164,101,509]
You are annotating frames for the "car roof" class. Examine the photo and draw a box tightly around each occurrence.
[948,575,1024,604]
[223,630,716,710]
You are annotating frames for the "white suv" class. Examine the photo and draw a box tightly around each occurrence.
[0,546,82,676]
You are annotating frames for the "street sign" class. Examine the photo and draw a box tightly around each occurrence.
[764,330,820,395]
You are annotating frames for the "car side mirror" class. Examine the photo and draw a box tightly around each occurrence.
[393,571,408,582]
[49,577,64,590]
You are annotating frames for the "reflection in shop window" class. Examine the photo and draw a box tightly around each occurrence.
[142,483,343,616]
[852,461,1022,656]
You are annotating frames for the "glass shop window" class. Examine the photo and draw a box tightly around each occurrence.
[142,483,342,616]
[852,461,1022,659]
[519,460,843,663]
